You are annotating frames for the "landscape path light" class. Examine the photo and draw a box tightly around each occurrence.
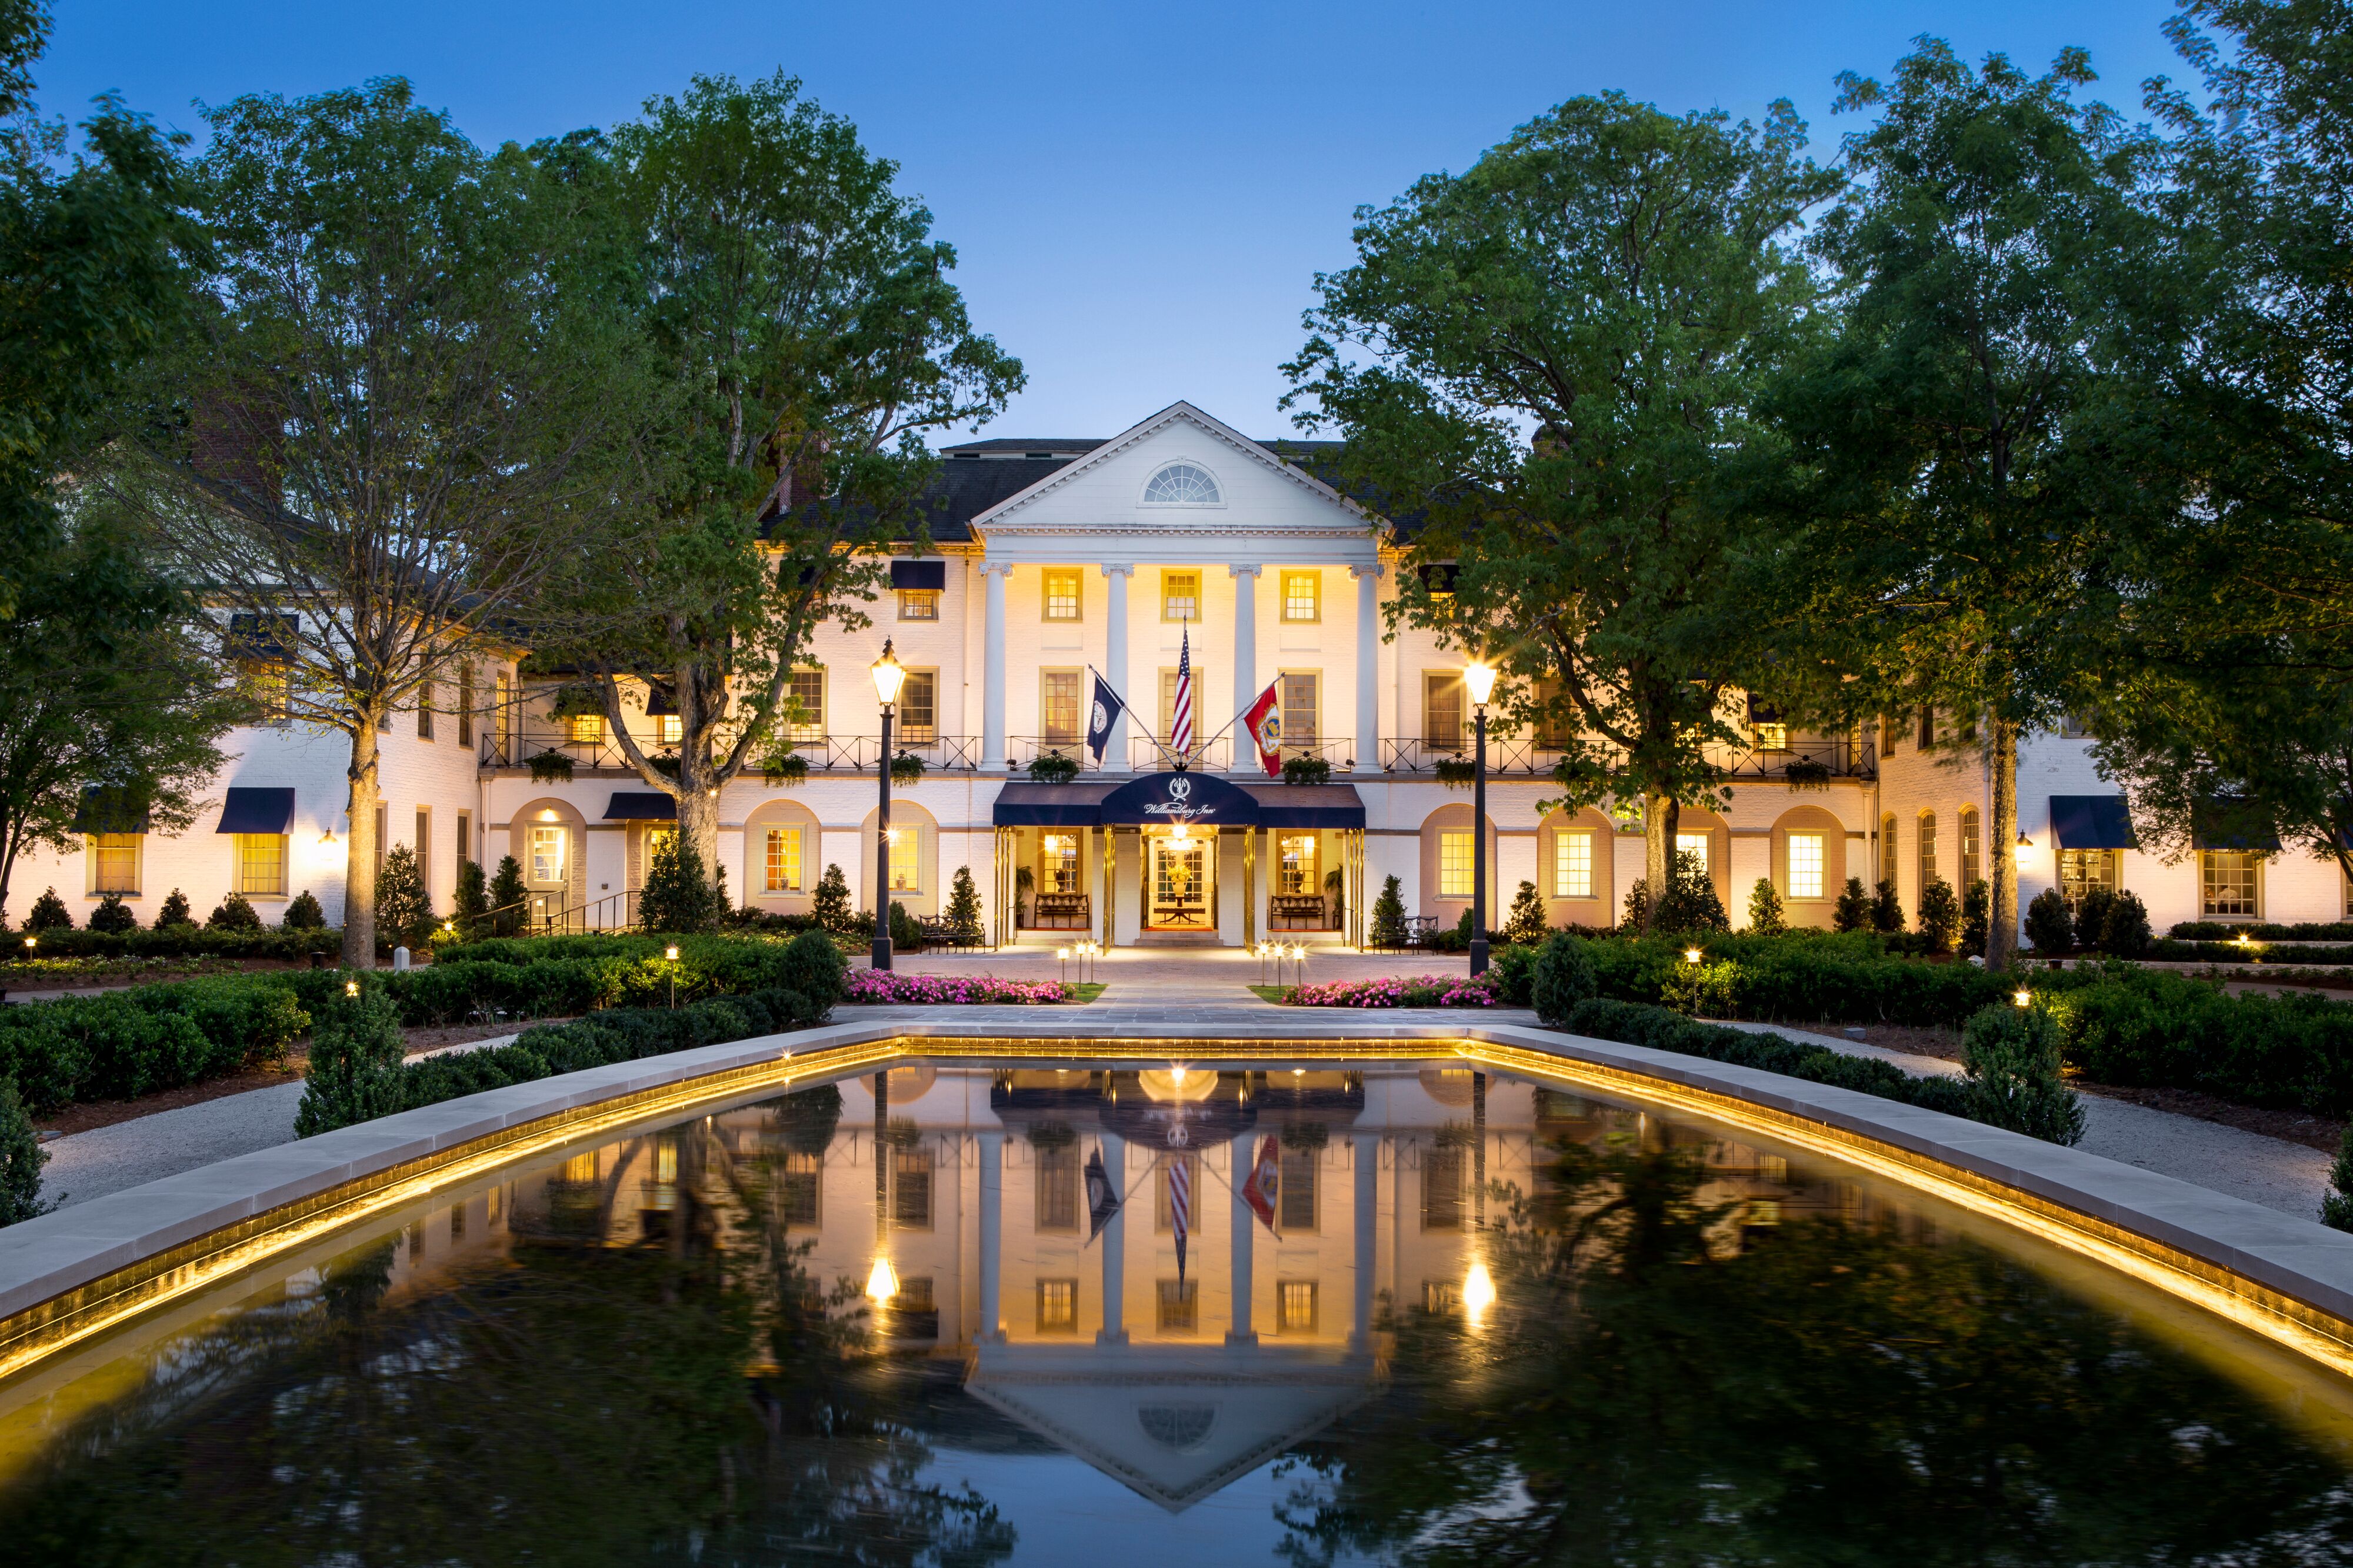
[871,639,907,972]
[666,942,681,1009]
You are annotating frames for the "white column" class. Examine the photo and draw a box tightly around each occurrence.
[1227,1131,1258,1346]
[978,1130,1004,1342]
[1097,1131,1128,1345]
[1351,1132,1379,1354]
[981,563,1011,770]
[1102,562,1135,773]
[1352,563,1384,773]
[1229,564,1261,753]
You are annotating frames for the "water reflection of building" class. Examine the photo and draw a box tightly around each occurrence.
[362,1061,1859,1512]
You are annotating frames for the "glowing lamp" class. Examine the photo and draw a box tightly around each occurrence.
[2013,989,2031,1007]
[2014,832,2034,864]
[1056,946,1070,960]
[1462,660,1499,708]
[319,828,337,845]
[21,935,32,950]
[1463,1262,1497,1322]
[885,827,901,845]
[1172,821,1190,842]
[1293,1067,1306,1077]
[870,639,907,707]
[665,944,680,962]
[1684,946,1704,965]
[1170,1065,1189,1087]
[866,1256,899,1303]
[345,980,359,997]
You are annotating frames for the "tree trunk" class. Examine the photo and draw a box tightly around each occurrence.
[676,761,721,896]
[1987,717,2020,972]
[342,720,381,970]
[1642,791,1680,932]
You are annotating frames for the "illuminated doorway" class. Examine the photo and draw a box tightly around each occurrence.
[1145,829,1214,930]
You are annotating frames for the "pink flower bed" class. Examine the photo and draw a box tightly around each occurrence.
[845,970,1076,1005]
[1285,974,1499,1007]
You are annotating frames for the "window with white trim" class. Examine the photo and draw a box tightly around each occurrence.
[1142,462,1220,505]
[1439,830,1474,898]
[1787,832,1824,900]
[2201,851,2260,918]
[1553,829,1592,899]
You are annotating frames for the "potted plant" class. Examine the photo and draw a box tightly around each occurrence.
[1782,756,1832,791]
[1434,756,1477,790]
[1281,753,1332,786]
[762,747,809,786]
[1324,865,1346,929]
[1015,865,1035,926]
[1028,752,1080,785]
[891,750,926,785]
[528,749,575,783]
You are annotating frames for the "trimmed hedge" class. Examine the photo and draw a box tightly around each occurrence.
[2171,920,2353,943]
[2147,939,2353,965]
[0,975,310,1112]
[2051,966,2353,1117]
[300,987,827,1135]
[0,926,340,960]
[1578,933,2032,1026]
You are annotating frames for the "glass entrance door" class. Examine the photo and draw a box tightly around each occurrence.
[1146,832,1212,929]
[527,823,569,927]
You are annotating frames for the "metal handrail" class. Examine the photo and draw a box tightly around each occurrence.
[524,888,639,933]
[1380,734,1877,780]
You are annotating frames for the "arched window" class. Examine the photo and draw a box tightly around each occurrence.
[1142,461,1221,505]
[1918,811,1939,893]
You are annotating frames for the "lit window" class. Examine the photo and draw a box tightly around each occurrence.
[1960,808,1982,889]
[889,827,919,892]
[1042,832,1080,893]
[1919,812,1939,891]
[236,833,287,896]
[1439,830,1474,898]
[2202,851,2260,918]
[1754,722,1788,751]
[1041,670,1082,745]
[1424,673,1464,750]
[1553,829,1592,899]
[1675,832,1710,874]
[1281,571,1319,622]
[788,669,825,742]
[2061,849,2119,908]
[1036,1277,1078,1333]
[562,1152,598,1184]
[1277,1279,1318,1334]
[91,833,141,895]
[657,714,682,745]
[1142,461,1220,504]
[1042,568,1082,622]
[565,712,603,746]
[529,825,566,886]
[898,588,939,620]
[1280,672,1318,747]
[764,828,802,893]
[1278,834,1318,896]
[900,670,936,743]
[1161,569,1200,623]
[1787,832,1824,900]
[1880,816,1899,889]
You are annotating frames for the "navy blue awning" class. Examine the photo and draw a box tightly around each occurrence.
[72,785,150,835]
[989,774,1366,829]
[645,687,676,716]
[604,792,677,821]
[215,786,295,835]
[2194,798,2281,852]
[891,559,946,590]
[2049,795,2137,850]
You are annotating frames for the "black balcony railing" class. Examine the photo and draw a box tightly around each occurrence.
[1381,735,1876,781]
[481,729,986,775]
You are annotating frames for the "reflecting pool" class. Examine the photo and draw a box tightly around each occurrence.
[5,1058,2353,1565]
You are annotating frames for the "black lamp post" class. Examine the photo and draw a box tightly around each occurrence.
[872,639,906,971]
[1465,659,1498,976]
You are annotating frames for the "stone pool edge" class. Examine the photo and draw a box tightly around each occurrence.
[2,1016,2352,1385]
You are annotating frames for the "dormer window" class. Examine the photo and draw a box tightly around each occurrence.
[1142,461,1221,505]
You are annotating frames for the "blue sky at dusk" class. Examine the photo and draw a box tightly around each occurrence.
[44,1,2186,438]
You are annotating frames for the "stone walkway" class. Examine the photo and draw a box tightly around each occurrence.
[32,966,2339,1226]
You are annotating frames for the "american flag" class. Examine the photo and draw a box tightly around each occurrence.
[1171,628,1194,756]
[1168,1153,1191,1283]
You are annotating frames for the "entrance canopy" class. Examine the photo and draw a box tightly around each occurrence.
[2049,795,2137,850]
[991,772,1364,829]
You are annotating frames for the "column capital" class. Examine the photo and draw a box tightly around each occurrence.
[1101,561,1137,578]
[1349,562,1387,580]
[1227,563,1264,579]
[979,561,1017,578]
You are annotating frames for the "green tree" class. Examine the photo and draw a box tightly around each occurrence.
[1287,94,1835,927]
[1368,873,1408,949]
[1962,1001,2087,1145]
[813,862,853,935]
[1832,875,1871,933]
[295,990,407,1137]
[1747,877,1787,935]
[639,833,719,933]
[374,842,433,950]
[1769,42,2158,970]
[451,859,488,936]
[1961,878,1991,955]
[206,890,261,930]
[486,855,526,936]
[280,889,326,930]
[943,864,982,942]
[0,1076,51,1224]
[152,887,190,928]
[22,886,67,930]
[0,0,199,618]
[1501,879,1548,946]
[1871,878,1906,934]
[1917,876,1961,952]
[545,74,1022,875]
[116,79,626,969]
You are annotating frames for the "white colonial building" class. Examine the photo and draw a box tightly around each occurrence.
[22,399,2349,945]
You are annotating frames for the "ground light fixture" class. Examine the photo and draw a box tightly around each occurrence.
[19,935,31,951]
[1463,1261,1498,1324]
[2014,988,2032,1007]
[345,980,359,997]
[871,639,906,973]
[1057,946,1070,984]
[665,943,681,1009]
[1463,659,1499,978]
[865,1256,899,1304]
[1684,946,1704,965]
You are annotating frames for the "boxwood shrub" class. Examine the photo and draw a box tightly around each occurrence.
[2050,966,2353,1116]
[0,926,340,961]
[0,975,310,1112]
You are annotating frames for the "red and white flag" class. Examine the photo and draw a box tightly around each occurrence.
[1168,1153,1192,1283]
[1170,627,1195,756]
[1240,1133,1282,1236]
[1242,680,1282,778]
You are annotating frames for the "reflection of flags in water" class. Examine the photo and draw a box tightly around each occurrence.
[1171,628,1194,755]
[1085,1146,1120,1241]
[1240,1133,1282,1236]
[1168,1154,1191,1284]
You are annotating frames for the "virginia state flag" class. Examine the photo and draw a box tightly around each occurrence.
[1085,1146,1121,1240]
[1085,668,1127,765]
[1242,680,1282,778]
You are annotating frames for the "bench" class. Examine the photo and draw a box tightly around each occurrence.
[1032,892,1092,930]
[1269,894,1330,930]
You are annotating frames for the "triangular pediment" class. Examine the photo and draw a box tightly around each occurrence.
[969,402,1376,543]
[964,1343,1373,1512]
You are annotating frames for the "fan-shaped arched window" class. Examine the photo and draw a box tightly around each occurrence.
[1142,461,1221,505]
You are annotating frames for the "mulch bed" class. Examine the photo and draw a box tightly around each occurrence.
[34,1019,552,1140]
